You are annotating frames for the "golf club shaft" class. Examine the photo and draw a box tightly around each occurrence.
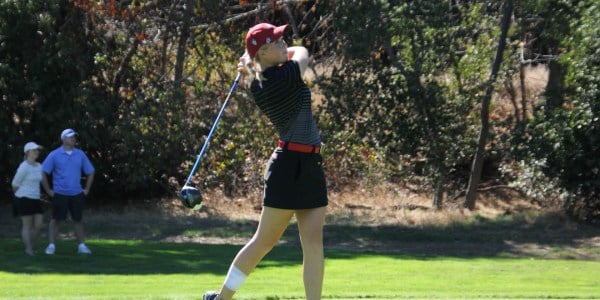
[184,72,242,186]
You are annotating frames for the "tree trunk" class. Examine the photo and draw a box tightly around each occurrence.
[519,62,527,121]
[432,175,445,210]
[174,0,194,85]
[464,0,513,210]
[504,70,520,124]
[545,59,565,113]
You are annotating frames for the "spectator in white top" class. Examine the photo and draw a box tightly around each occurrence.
[11,141,45,256]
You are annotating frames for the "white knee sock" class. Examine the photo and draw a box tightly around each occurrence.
[223,265,247,291]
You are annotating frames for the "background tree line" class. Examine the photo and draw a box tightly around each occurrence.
[1,0,597,222]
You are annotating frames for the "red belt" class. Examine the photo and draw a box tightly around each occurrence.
[278,140,321,154]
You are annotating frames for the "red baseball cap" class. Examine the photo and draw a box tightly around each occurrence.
[245,23,289,58]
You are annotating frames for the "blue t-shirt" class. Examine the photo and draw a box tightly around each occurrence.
[42,146,95,196]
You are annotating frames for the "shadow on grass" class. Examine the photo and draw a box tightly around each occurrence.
[0,237,411,275]
[320,212,600,258]
[0,238,312,275]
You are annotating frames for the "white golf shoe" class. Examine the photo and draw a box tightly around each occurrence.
[45,244,55,255]
[77,243,92,254]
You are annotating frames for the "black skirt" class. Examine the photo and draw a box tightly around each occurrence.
[14,197,44,216]
[263,148,328,209]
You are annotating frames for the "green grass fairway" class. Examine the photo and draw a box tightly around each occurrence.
[1,238,599,299]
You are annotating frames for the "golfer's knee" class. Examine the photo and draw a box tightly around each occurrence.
[300,235,323,253]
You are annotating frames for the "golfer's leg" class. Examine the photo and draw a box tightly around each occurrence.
[296,207,327,300]
[218,207,294,300]
[21,215,33,254]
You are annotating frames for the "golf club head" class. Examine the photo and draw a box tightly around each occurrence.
[179,185,203,210]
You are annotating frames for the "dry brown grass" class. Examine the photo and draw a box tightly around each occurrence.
[493,65,548,121]
[325,181,541,225]
[184,179,543,228]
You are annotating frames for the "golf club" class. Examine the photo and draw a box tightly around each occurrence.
[179,72,242,209]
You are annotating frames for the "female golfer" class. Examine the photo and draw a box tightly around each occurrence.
[12,142,44,256]
[204,23,328,300]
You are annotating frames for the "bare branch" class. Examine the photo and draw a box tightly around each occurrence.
[520,53,559,65]
[189,1,307,31]
[452,185,527,202]
[281,3,299,38]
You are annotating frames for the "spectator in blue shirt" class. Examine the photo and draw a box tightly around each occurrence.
[41,128,95,255]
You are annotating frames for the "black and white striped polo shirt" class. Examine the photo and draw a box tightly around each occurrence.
[251,60,321,146]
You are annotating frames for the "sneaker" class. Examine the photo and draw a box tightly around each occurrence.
[45,244,55,255]
[77,243,92,254]
[203,291,219,300]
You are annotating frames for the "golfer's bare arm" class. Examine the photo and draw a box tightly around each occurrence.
[287,46,309,76]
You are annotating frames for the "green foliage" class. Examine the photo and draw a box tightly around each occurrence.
[318,1,497,195]
[524,1,599,222]
[198,89,275,197]
[0,0,98,190]
[330,0,389,58]
[0,0,239,201]
[1,0,598,220]
[514,0,578,58]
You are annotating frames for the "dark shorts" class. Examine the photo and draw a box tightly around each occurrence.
[51,193,85,222]
[263,148,328,209]
[14,197,44,216]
